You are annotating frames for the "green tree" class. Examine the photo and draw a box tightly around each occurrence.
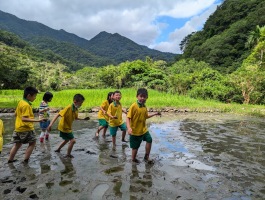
[245,25,265,49]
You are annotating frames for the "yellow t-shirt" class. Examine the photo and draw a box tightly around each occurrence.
[0,119,4,151]
[127,102,148,136]
[98,100,110,121]
[15,99,34,132]
[107,101,123,127]
[58,104,78,133]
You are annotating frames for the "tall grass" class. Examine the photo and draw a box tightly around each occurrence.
[0,89,264,116]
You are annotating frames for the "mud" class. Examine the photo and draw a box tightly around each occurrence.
[0,113,265,199]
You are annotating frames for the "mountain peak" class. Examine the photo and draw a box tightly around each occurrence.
[0,10,177,66]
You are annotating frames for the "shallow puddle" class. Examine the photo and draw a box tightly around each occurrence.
[0,112,265,199]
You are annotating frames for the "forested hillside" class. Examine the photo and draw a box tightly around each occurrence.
[181,0,265,72]
[0,10,176,67]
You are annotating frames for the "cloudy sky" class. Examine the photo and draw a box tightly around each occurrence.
[0,0,222,54]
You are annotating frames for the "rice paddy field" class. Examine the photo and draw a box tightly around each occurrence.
[0,89,264,116]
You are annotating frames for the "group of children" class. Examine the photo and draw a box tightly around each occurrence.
[96,89,161,163]
[2,86,160,164]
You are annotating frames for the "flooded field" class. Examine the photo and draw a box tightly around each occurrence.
[0,113,265,199]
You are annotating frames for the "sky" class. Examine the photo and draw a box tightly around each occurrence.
[0,0,223,54]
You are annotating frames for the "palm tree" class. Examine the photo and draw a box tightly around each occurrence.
[245,25,265,49]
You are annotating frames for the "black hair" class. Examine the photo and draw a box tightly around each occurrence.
[113,90,121,95]
[137,88,148,97]
[73,94,85,102]
[107,92,113,104]
[43,92,53,102]
[23,86,38,98]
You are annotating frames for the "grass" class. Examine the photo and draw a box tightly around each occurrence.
[0,89,264,116]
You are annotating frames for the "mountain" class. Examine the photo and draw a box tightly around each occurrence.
[181,0,265,72]
[86,31,176,64]
[0,10,176,67]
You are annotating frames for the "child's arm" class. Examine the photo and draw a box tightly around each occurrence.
[22,116,45,122]
[100,106,107,115]
[107,113,117,119]
[147,112,161,119]
[122,108,127,114]
[47,113,60,131]
[39,107,49,113]
[107,105,117,119]
[126,117,132,135]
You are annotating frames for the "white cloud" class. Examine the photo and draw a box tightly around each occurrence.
[152,3,219,53]
[0,0,220,53]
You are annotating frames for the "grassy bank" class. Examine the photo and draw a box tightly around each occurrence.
[0,89,264,116]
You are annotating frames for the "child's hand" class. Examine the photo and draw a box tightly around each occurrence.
[128,128,132,135]
[40,118,47,122]
[47,126,51,132]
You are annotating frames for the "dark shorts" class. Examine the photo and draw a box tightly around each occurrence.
[40,120,50,129]
[99,119,108,128]
[12,130,36,144]
[109,123,127,136]
[130,131,152,149]
[59,131,74,140]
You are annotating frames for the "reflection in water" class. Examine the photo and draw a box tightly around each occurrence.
[91,183,109,199]
[40,142,52,174]
[129,163,153,196]
[7,161,37,181]
[58,155,75,186]
[179,117,265,197]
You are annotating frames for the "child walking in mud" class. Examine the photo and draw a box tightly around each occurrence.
[39,92,53,143]
[47,94,87,158]
[126,88,161,163]
[8,87,45,163]
[107,90,128,149]
[95,92,113,138]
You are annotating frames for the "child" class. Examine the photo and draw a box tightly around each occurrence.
[8,86,45,163]
[0,119,4,154]
[126,88,161,163]
[39,92,53,142]
[107,90,127,149]
[95,92,113,137]
[47,94,86,158]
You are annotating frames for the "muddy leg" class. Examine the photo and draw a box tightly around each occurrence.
[8,143,22,162]
[144,142,152,160]
[55,140,69,152]
[24,141,36,161]
[67,138,76,156]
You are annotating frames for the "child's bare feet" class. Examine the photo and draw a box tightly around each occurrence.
[121,140,128,144]
[65,154,74,158]
[95,131,99,137]
[144,156,154,164]
[132,159,140,164]
[7,159,18,163]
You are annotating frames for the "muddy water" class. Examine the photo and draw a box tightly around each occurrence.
[0,113,264,199]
